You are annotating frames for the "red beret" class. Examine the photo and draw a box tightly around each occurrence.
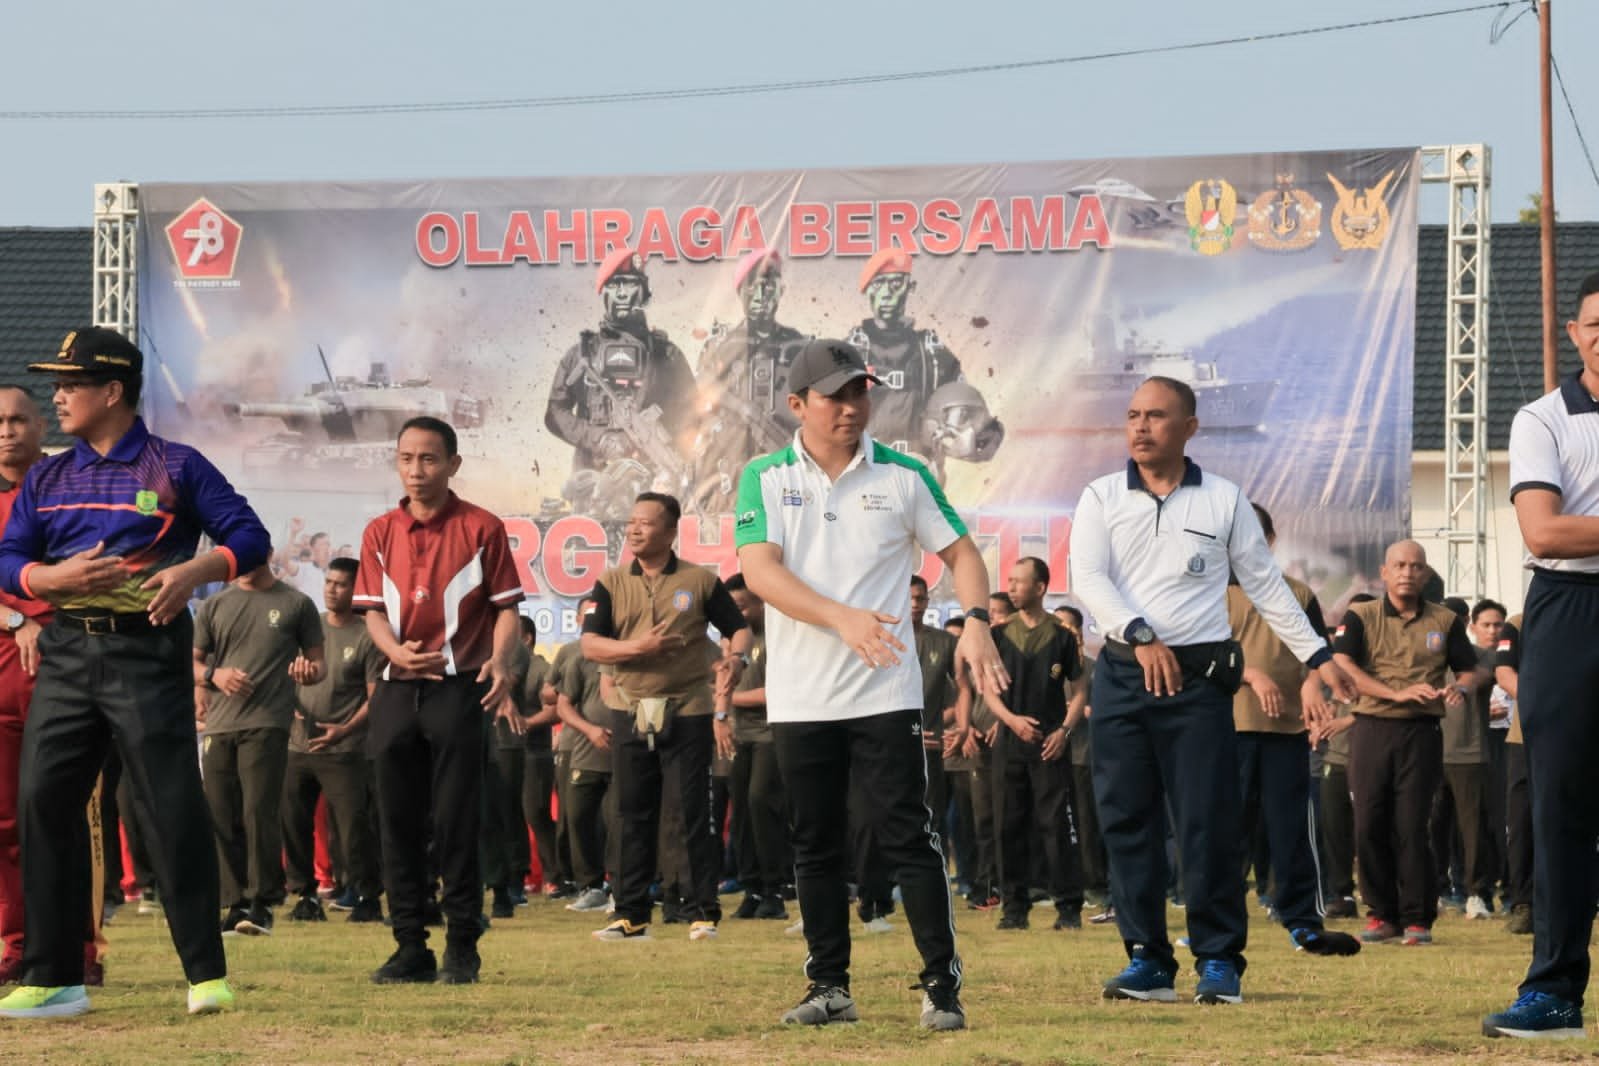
[858,246,913,292]
[595,247,646,293]
[732,247,781,291]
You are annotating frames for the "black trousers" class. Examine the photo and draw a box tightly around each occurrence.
[611,711,720,925]
[520,754,558,887]
[552,751,576,886]
[281,750,381,900]
[1318,761,1356,899]
[1505,741,1533,909]
[1519,570,1599,1006]
[1090,648,1247,974]
[731,739,789,897]
[201,727,289,908]
[483,746,532,889]
[1071,761,1109,898]
[774,710,959,991]
[1235,732,1322,930]
[566,767,611,890]
[1348,715,1442,929]
[957,748,1001,896]
[1430,763,1495,900]
[993,742,1082,918]
[370,676,486,947]
[19,615,225,986]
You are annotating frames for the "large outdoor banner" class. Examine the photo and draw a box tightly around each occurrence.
[138,148,1418,640]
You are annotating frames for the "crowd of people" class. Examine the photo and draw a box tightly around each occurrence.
[0,272,1594,1042]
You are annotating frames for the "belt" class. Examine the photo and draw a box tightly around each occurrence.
[1101,638,1231,665]
[1530,567,1599,587]
[55,609,155,635]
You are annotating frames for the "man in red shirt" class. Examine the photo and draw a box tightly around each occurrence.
[0,386,54,980]
[354,416,524,986]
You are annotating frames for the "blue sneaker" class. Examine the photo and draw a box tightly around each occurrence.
[1289,926,1362,957]
[1102,957,1176,1002]
[1194,959,1243,1005]
[329,887,358,912]
[1483,991,1586,1039]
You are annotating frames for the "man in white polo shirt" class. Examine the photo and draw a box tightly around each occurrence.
[1069,376,1353,1008]
[736,338,1009,1032]
[1483,270,1599,1040]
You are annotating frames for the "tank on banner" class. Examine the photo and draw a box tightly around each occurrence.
[138,150,1418,641]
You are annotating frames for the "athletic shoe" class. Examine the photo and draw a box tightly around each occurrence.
[371,943,437,984]
[688,920,718,941]
[995,914,1028,931]
[1089,905,1118,925]
[1483,990,1587,1039]
[1322,895,1358,919]
[778,882,797,901]
[966,893,1001,912]
[490,888,515,920]
[718,879,741,895]
[1194,959,1242,1005]
[916,979,966,1031]
[347,897,384,923]
[1176,936,1191,949]
[1401,925,1432,946]
[0,985,90,1019]
[509,885,529,907]
[1102,957,1177,1002]
[660,900,688,925]
[733,894,761,920]
[329,887,358,912]
[1465,895,1492,920]
[565,888,610,913]
[784,917,805,936]
[1438,894,1465,915]
[593,919,651,942]
[186,978,234,1015]
[548,882,578,901]
[289,896,327,922]
[317,883,338,900]
[605,899,616,915]
[1360,917,1401,944]
[437,944,481,985]
[220,905,249,936]
[781,983,857,1025]
[755,896,789,920]
[1053,908,1082,931]
[234,905,273,937]
[137,890,162,916]
[1289,926,1362,956]
[863,916,894,934]
[1506,904,1533,935]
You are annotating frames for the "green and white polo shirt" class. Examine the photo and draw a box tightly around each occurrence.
[734,431,967,723]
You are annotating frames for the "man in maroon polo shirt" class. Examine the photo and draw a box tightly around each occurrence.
[353,416,524,986]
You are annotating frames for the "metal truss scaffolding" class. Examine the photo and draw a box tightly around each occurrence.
[1421,145,1491,602]
[92,183,139,343]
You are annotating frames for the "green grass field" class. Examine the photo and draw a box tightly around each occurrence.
[5,895,1592,1065]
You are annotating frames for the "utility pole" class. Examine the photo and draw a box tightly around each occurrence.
[1540,0,1559,392]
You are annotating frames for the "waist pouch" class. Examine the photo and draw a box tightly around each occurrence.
[1175,640,1245,696]
[629,696,683,750]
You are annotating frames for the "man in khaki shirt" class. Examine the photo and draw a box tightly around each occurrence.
[1228,505,1358,956]
[1332,541,1480,946]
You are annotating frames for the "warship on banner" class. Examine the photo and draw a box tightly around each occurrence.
[1060,318,1279,433]
[222,349,485,471]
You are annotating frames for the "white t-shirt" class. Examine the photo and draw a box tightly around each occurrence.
[735,432,964,723]
[1509,375,1599,573]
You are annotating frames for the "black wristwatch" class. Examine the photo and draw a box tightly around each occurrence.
[964,607,991,624]
[1124,619,1157,647]
[203,664,218,690]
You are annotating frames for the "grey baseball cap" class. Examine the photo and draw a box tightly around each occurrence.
[786,339,883,397]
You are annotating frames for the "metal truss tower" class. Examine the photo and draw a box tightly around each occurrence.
[1421,145,1491,602]
[92,183,139,342]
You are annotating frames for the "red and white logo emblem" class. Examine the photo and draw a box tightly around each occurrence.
[164,198,243,280]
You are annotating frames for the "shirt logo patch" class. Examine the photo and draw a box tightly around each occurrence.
[135,490,158,515]
[1335,625,1347,638]
[413,586,431,604]
[861,492,892,512]
[343,646,356,662]
[1426,631,1444,653]
[268,608,281,627]
[1496,639,1512,651]
[672,590,694,612]
[781,489,803,507]
[1050,663,1063,679]
[736,510,757,528]
[1186,553,1206,575]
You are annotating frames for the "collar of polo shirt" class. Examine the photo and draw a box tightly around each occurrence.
[629,553,680,575]
[1124,457,1204,492]
[793,428,873,475]
[72,415,150,469]
[399,490,462,528]
[1560,372,1599,415]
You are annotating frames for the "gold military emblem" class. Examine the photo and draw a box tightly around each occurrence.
[1050,663,1063,680]
[342,645,356,662]
[1326,170,1396,250]
[1184,179,1238,256]
[1247,174,1322,252]
[268,608,282,627]
[58,331,78,361]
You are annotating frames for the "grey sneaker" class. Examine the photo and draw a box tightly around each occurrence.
[566,887,610,913]
[917,979,966,1031]
[781,983,857,1025]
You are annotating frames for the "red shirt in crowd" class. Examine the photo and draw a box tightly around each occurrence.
[353,492,524,679]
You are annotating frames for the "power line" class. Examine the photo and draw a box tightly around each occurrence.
[1550,54,1599,193]
[0,2,1516,121]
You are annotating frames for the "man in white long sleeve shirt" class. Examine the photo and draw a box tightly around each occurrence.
[1068,377,1353,1007]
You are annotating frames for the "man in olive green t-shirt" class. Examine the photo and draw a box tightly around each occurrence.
[553,598,618,912]
[194,564,324,936]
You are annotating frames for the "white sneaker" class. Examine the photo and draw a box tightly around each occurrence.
[1465,895,1492,920]
[861,916,893,934]
[785,917,805,936]
[565,888,610,913]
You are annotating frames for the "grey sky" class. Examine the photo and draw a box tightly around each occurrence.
[1,0,1594,228]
